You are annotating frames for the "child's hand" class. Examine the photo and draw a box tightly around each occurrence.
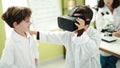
[75,18,85,30]
[29,30,37,35]
[75,18,89,31]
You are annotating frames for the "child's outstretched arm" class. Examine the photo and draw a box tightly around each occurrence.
[29,30,71,45]
[29,30,37,35]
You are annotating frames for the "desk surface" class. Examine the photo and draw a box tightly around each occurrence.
[100,37,120,58]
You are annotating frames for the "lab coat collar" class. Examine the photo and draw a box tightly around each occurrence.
[104,5,113,14]
[12,30,31,42]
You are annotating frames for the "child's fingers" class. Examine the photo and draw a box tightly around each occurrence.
[76,18,85,25]
[75,18,85,30]
[76,18,81,24]
[75,22,79,27]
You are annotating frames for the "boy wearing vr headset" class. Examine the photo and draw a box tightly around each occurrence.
[30,6,101,68]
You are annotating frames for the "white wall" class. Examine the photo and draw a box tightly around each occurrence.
[85,0,98,7]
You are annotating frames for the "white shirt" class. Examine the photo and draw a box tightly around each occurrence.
[40,26,101,68]
[0,30,39,68]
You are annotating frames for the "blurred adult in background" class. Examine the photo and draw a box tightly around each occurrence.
[96,0,120,32]
[96,0,120,68]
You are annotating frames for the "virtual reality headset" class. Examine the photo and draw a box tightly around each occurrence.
[57,7,90,31]
[58,15,85,31]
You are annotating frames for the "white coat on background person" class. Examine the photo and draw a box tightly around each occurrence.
[96,5,120,32]
[38,26,101,68]
[0,31,39,68]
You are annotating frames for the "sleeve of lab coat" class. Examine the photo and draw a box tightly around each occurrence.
[73,26,101,58]
[0,41,19,68]
[30,36,39,60]
[86,26,101,48]
[33,43,39,60]
[39,31,71,45]
[83,26,101,58]
[114,6,120,29]
[96,8,104,32]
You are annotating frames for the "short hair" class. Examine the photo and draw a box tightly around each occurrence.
[98,0,120,9]
[74,6,93,24]
[2,6,32,28]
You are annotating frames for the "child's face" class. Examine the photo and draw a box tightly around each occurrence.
[14,17,31,33]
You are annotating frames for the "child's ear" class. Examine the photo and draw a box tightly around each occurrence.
[13,22,18,28]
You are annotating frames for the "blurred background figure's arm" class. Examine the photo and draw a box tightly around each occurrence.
[112,30,120,37]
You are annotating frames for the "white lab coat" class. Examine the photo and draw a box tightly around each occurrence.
[0,30,39,68]
[39,26,101,68]
[96,5,120,32]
